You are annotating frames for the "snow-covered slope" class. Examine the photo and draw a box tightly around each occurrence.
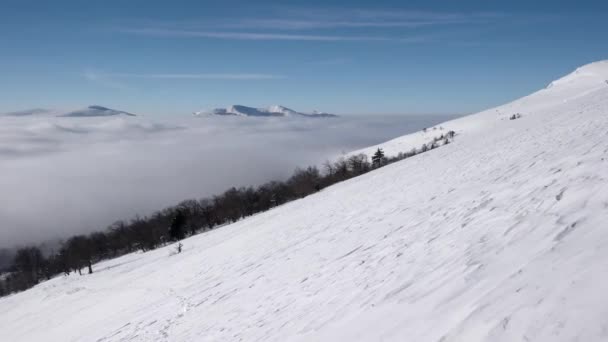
[194,105,337,117]
[352,60,608,159]
[60,105,136,117]
[2,62,608,342]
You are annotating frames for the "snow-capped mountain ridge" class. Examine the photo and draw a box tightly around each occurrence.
[194,105,337,117]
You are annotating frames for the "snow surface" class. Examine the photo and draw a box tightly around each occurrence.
[2,61,608,341]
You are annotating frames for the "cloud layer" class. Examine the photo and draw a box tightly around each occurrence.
[0,114,455,248]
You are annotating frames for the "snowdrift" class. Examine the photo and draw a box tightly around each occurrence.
[1,61,608,341]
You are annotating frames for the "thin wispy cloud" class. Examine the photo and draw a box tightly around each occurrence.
[120,28,429,43]
[220,9,501,30]
[218,19,466,30]
[83,70,134,91]
[312,58,352,66]
[332,8,503,21]
[116,7,502,43]
[98,72,285,80]
[82,70,284,90]
[131,8,502,31]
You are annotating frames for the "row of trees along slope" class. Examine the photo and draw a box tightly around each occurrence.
[0,130,455,297]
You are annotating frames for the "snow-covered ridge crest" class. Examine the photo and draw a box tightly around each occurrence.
[547,60,608,89]
[351,60,608,159]
[194,104,337,118]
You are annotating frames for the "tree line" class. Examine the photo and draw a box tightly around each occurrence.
[0,131,455,297]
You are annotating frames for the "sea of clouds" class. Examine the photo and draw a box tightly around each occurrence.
[0,114,455,247]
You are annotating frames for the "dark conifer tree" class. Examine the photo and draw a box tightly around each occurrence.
[169,210,186,242]
[372,148,386,167]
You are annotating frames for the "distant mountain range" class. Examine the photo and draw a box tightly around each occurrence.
[1,106,136,117]
[194,105,337,118]
[2,108,52,117]
[2,105,337,118]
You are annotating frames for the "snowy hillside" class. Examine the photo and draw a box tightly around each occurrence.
[194,105,337,117]
[1,61,608,341]
[352,60,608,159]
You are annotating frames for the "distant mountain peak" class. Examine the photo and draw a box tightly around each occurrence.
[60,105,136,117]
[194,105,337,118]
[2,108,52,117]
[88,105,111,111]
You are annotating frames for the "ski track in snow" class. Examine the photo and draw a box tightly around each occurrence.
[1,62,608,341]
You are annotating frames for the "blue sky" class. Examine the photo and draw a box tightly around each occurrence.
[1,0,607,116]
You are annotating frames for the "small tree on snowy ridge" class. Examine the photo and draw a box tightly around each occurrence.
[372,148,386,167]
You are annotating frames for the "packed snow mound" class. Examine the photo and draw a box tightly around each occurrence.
[2,63,608,342]
[60,105,136,117]
[194,105,337,118]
